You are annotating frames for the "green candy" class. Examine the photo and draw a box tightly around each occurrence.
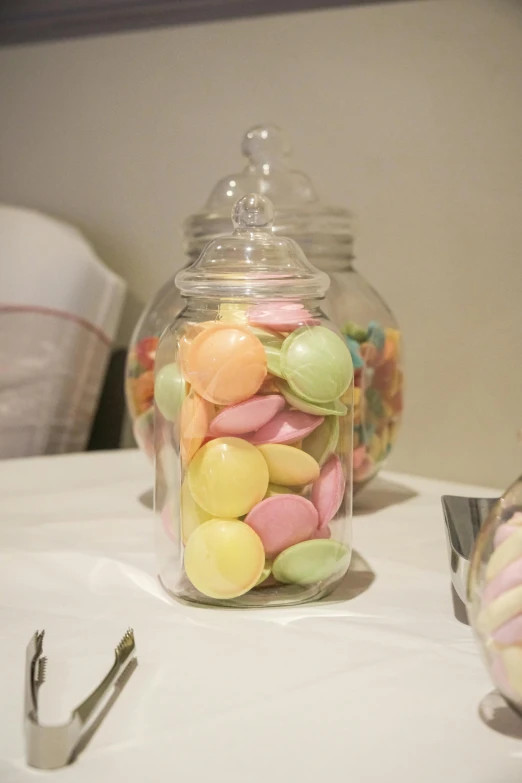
[249,326,284,345]
[280,326,353,404]
[265,483,300,498]
[265,345,284,378]
[249,326,285,378]
[154,362,186,421]
[273,540,351,585]
[302,416,339,466]
[276,380,348,417]
[255,564,272,586]
[342,321,368,343]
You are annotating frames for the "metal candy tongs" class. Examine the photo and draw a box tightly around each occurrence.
[24,628,137,770]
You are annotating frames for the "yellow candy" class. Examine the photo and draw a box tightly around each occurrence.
[188,437,269,518]
[257,444,320,487]
[184,519,265,599]
[264,483,300,498]
[218,303,248,324]
[181,480,211,544]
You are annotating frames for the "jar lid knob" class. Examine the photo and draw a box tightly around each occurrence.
[241,124,291,167]
[232,193,274,231]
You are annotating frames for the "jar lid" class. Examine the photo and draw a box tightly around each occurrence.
[183,124,353,261]
[176,194,330,299]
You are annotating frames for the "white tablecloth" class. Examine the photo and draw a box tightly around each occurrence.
[0,451,520,782]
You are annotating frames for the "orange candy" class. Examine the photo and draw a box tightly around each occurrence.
[183,323,267,405]
[132,370,155,414]
[180,391,215,464]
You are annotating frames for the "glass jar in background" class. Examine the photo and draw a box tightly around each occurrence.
[468,476,522,714]
[155,195,353,607]
[127,124,403,491]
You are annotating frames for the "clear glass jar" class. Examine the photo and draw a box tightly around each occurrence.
[127,124,402,491]
[155,194,353,607]
[468,476,522,713]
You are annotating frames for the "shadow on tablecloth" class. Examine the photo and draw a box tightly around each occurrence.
[479,690,522,740]
[354,475,417,516]
[139,488,154,510]
[322,550,375,604]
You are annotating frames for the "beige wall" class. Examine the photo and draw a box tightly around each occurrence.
[1,0,522,487]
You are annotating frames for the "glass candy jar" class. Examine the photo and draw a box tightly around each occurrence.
[468,476,522,713]
[127,124,402,490]
[155,195,354,607]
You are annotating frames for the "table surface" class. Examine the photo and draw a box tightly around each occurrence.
[1,450,521,782]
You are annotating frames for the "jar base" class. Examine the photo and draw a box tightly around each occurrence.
[158,574,345,609]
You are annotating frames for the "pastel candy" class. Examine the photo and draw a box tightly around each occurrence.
[494,524,521,549]
[264,483,300,498]
[255,564,272,587]
[366,387,385,418]
[311,454,346,528]
[247,326,285,378]
[302,416,339,466]
[257,444,320,487]
[360,342,379,368]
[207,394,285,437]
[248,301,320,331]
[492,613,522,646]
[272,539,351,585]
[477,584,522,635]
[178,322,211,378]
[353,445,366,471]
[245,495,319,558]
[154,362,186,421]
[346,337,364,370]
[367,321,385,352]
[184,518,265,599]
[276,380,348,417]
[183,323,267,405]
[313,526,331,540]
[280,326,353,404]
[249,326,285,344]
[218,302,248,324]
[188,437,269,518]
[342,321,368,343]
[180,392,214,464]
[265,344,284,378]
[181,479,212,544]
[248,409,324,446]
[486,529,522,582]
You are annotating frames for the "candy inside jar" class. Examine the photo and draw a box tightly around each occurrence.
[468,476,522,713]
[126,124,403,492]
[155,194,354,607]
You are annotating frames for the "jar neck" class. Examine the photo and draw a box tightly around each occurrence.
[180,295,325,318]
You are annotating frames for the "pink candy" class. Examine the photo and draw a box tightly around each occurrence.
[207,394,285,437]
[248,409,324,445]
[482,556,522,605]
[492,612,522,646]
[311,454,346,529]
[245,494,319,558]
[248,301,320,332]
